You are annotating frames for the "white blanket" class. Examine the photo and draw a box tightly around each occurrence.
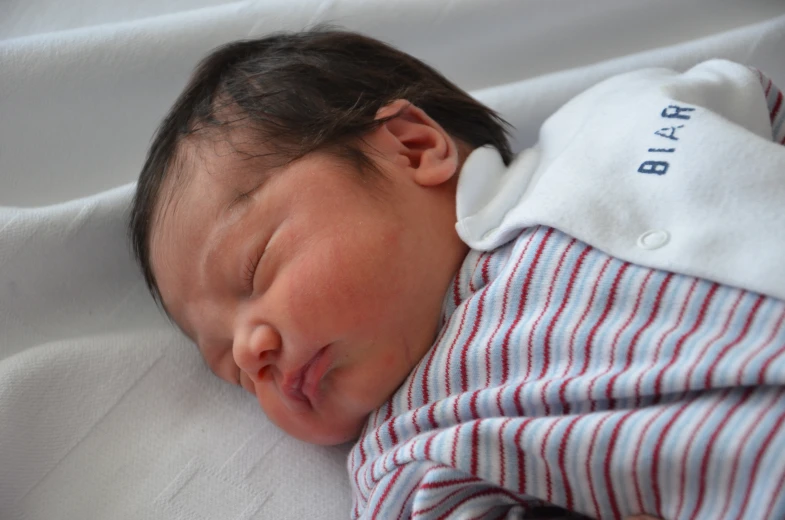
[2,1,785,518]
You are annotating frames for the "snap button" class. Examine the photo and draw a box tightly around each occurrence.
[637,229,670,250]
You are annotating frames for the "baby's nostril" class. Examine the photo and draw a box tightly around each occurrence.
[257,365,270,381]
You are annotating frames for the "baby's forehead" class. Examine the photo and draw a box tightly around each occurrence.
[151,126,382,258]
[156,134,278,216]
[147,148,245,339]
[177,132,275,186]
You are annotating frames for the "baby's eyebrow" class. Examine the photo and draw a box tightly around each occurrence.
[225,180,266,213]
[222,158,283,215]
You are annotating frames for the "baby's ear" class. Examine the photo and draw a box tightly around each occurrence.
[374,99,459,187]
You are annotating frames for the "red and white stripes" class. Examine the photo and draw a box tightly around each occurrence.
[348,74,785,520]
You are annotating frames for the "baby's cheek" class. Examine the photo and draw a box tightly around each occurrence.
[286,244,382,329]
[239,371,255,395]
[354,350,410,406]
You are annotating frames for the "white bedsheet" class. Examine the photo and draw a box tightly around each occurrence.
[2,1,784,519]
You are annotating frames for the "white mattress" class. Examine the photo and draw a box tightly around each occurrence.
[2,1,784,518]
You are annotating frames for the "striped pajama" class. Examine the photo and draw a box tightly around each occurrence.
[348,74,785,520]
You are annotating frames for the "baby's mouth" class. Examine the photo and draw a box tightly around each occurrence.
[281,346,330,409]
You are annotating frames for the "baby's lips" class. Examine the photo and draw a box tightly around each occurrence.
[301,346,331,405]
[277,344,331,411]
[280,377,311,412]
[279,355,317,410]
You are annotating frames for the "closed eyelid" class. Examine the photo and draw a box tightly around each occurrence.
[240,223,282,294]
[241,242,267,292]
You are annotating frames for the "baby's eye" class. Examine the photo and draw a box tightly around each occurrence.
[241,244,265,292]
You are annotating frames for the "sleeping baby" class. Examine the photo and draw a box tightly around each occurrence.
[129,28,785,519]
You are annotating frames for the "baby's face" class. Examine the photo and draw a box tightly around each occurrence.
[150,114,466,444]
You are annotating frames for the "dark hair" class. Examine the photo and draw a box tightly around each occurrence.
[129,27,512,307]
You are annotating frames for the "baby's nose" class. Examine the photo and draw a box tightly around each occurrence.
[232,323,281,379]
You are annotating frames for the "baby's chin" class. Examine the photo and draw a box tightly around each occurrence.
[268,405,368,446]
[295,425,363,446]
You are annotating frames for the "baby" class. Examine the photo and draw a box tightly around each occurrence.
[129,29,785,519]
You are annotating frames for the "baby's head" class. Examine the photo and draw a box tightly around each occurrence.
[129,28,511,445]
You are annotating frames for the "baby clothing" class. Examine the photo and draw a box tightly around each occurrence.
[456,61,785,301]
[348,61,785,519]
